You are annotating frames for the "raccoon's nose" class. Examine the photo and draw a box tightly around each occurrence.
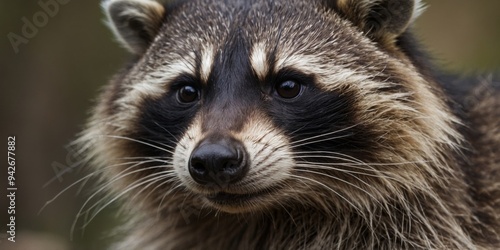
[189,137,248,186]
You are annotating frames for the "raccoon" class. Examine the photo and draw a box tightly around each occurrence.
[78,0,500,249]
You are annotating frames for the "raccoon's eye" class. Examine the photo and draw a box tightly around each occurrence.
[177,85,199,103]
[276,80,302,99]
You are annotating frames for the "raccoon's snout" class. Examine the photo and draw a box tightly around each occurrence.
[188,136,249,186]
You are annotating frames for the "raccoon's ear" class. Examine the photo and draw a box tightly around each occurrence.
[331,0,425,41]
[103,0,165,54]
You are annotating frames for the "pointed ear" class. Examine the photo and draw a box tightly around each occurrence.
[103,0,165,54]
[332,0,424,42]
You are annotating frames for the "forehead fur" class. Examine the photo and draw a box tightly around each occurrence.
[147,1,367,68]
[126,0,404,96]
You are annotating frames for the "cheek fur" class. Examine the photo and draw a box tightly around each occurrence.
[266,85,379,158]
[133,91,200,158]
[172,119,203,188]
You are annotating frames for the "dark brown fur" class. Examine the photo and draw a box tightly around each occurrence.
[79,0,500,249]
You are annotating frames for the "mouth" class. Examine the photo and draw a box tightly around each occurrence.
[205,188,273,205]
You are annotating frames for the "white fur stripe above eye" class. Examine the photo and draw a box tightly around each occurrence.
[275,53,371,90]
[119,57,197,106]
[200,46,215,83]
[250,42,269,81]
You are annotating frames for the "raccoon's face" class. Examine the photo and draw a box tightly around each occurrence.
[87,0,459,215]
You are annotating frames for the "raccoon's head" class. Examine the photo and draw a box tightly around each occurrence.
[84,0,461,216]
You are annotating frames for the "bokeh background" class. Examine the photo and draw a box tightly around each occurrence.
[1,0,499,249]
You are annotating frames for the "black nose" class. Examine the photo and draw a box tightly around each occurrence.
[189,137,248,186]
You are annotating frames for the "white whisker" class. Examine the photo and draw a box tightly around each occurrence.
[294,168,380,205]
[288,124,359,147]
[284,173,365,217]
[70,161,170,239]
[85,170,177,227]
[103,135,176,154]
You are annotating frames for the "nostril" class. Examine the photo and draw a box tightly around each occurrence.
[222,150,243,173]
[191,160,206,174]
[223,160,239,173]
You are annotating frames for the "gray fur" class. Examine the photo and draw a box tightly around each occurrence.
[80,0,500,249]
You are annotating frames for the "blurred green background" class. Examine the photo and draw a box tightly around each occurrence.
[0,0,499,249]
